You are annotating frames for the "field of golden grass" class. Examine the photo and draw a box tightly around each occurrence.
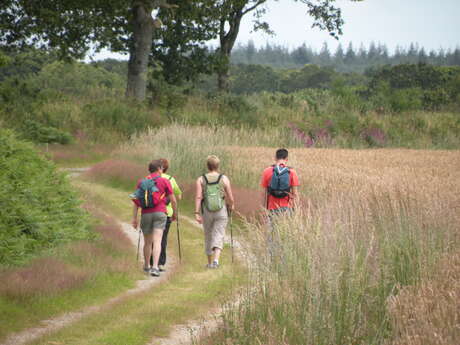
[228,147,459,200]
[115,126,459,344]
[220,147,460,345]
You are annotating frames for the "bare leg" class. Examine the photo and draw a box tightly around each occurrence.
[213,247,222,263]
[151,228,164,269]
[143,233,154,268]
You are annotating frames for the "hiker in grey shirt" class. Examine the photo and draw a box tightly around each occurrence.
[195,155,234,268]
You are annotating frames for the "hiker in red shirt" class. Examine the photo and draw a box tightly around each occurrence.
[132,160,177,277]
[260,148,300,214]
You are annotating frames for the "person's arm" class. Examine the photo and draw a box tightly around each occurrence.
[194,178,203,224]
[260,170,269,209]
[171,177,182,200]
[132,203,139,229]
[169,194,177,221]
[289,169,300,208]
[261,190,267,209]
[223,176,235,211]
[223,176,234,212]
[290,186,298,207]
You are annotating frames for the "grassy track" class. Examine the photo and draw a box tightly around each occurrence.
[30,223,242,345]
[16,178,245,345]
[0,177,142,342]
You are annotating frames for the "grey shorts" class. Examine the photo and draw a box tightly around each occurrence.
[140,212,167,235]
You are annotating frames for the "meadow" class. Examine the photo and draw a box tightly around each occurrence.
[2,56,460,344]
[102,125,460,345]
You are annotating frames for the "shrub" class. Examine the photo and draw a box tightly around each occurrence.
[21,119,73,144]
[82,99,163,139]
[0,129,92,266]
[26,61,124,98]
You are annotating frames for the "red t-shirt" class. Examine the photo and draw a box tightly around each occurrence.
[260,164,300,210]
[132,172,173,214]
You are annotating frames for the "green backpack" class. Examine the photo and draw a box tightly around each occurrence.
[202,174,225,212]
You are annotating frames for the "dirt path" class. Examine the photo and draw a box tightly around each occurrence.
[1,168,170,345]
[0,219,176,345]
[149,214,245,345]
[2,216,242,345]
[1,168,245,345]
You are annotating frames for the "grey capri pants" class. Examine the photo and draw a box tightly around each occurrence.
[202,207,228,255]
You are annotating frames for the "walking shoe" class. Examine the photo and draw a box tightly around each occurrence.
[158,265,166,272]
[212,260,219,269]
[206,263,214,269]
[143,267,150,274]
[150,267,160,277]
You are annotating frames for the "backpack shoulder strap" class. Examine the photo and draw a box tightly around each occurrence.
[203,173,222,185]
[202,174,209,185]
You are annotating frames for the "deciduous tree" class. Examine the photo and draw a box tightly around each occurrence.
[213,0,363,92]
[0,0,174,101]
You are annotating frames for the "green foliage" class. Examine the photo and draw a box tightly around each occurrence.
[27,61,125,98]
[152,0,218,85]
[231,41,460,73]
[0,58,158,144]
[0,130,92,266]
[230,64,280,94]
[0,51,11,68]
[0,48,57,81]
[215,94,259,127]
[280,64,336,92]
[82,99,164,140]
[368,64,460,110]
[22,120,73,144]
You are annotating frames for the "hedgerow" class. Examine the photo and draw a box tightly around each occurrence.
[0,129,92,266]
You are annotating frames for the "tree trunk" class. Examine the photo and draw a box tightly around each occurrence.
[217,46,231,92]
[126,3,154,101]
[217,9,243,93]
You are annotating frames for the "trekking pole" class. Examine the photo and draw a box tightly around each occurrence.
[136,226,141,263]
[229,208,234,263]
[176,206,182,262]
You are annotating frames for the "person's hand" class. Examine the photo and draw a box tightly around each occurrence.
[195,213,203,224]
[171,212,177,222]
[132,218,138,229]
[227,204,235,213]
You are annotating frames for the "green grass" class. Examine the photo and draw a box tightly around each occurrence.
[29,205,245,345]
[0,272,136,339]
[0,178,143,342]
[1,173,245,345]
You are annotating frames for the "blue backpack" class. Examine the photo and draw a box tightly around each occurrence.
[132,175,161,209]
[268,165,291,198]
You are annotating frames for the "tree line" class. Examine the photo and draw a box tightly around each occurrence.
[231,41,460,73]
[0,0,363,101]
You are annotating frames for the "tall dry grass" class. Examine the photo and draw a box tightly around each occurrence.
[115,124,304,184]
[0,257,89,299]
[114,125,459,344]
[83,159,146,190]
[201,190,458,344]
[386,251,460,345]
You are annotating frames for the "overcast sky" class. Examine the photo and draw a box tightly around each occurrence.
[92,0,460,60]
[236,0,460,52]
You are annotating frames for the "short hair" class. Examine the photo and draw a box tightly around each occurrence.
[206,155,220,171]
[148,159,163,173]
[275,148,289,160]
[159,158,169,173]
